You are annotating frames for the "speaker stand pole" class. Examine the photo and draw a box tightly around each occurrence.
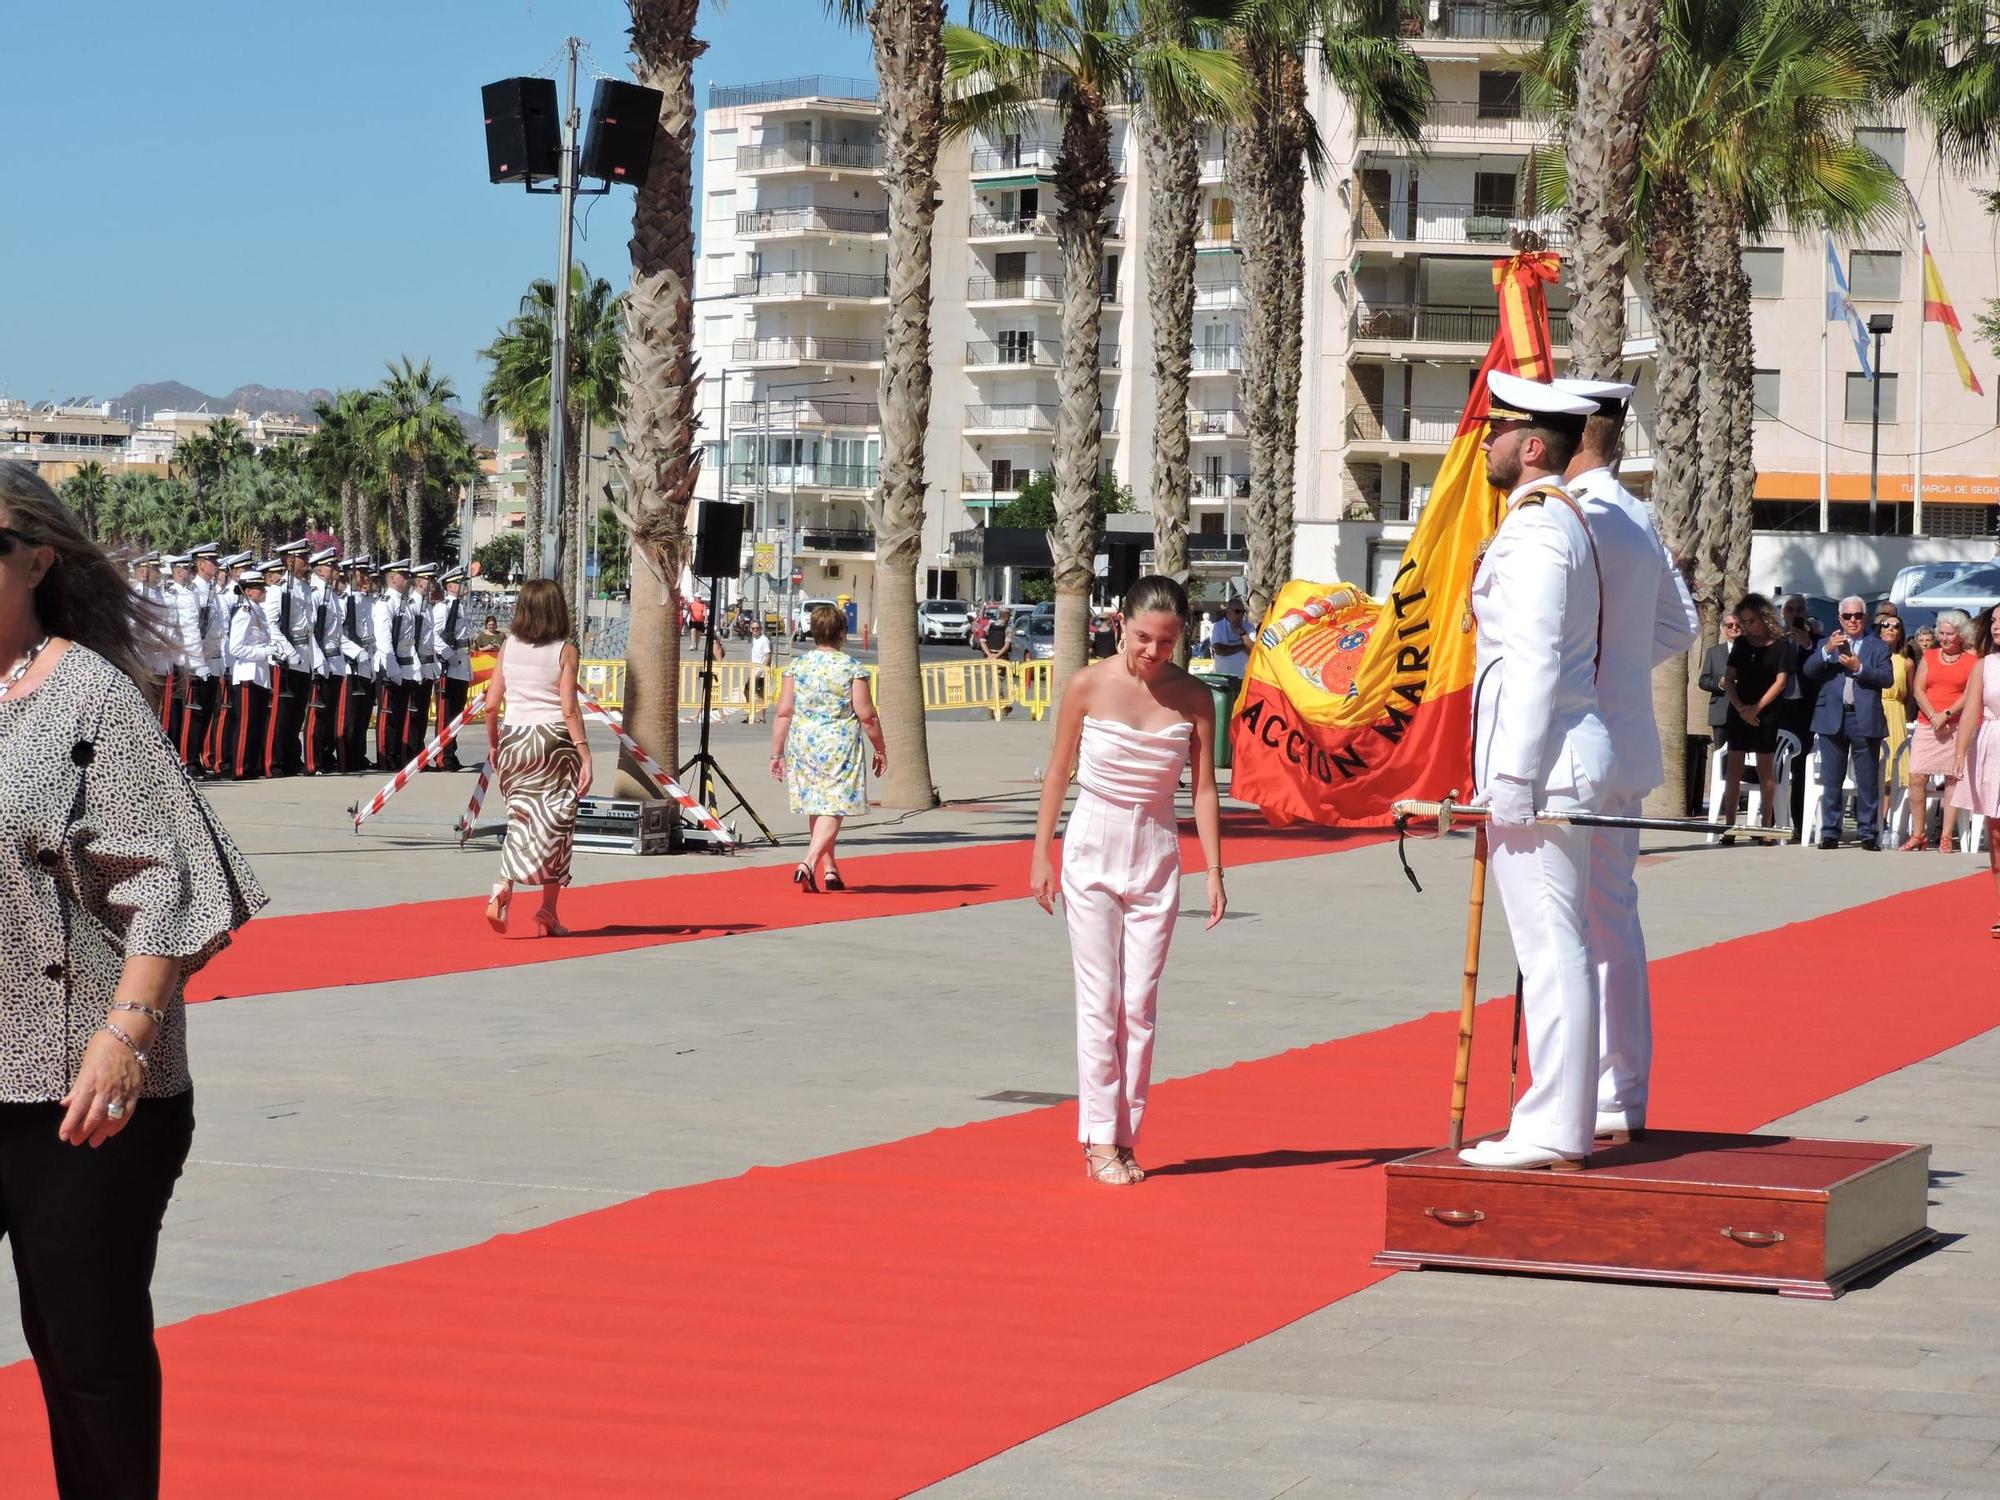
[678,572,780,846]
[542,35,579,584]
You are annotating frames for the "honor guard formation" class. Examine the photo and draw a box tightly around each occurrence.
[131,541,475,782]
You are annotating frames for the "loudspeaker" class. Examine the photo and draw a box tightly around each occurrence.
[691,501,747,579]
[580,79,662,185]
[482,77,561,184]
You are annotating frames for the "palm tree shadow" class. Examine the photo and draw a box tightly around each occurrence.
[1146,1146,1419,1177]
[842,882,992,895]
[576,921,764,938]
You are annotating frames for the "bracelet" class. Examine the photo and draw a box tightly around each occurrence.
[109,1000,167,1025]
[98,1021,152,1072]
[1208,865,1225,875]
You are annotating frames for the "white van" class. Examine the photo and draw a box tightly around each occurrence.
[791,596,839,640]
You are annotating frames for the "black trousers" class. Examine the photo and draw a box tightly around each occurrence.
[226,681,266,781]
[376,678,413,770]
[402,675,433,761]
[437,676,469,770]
[274,667,312,776]
[1,1090,194,1500]
[335,674,375,773]
[174,673,218,773]
[303,675,336,775]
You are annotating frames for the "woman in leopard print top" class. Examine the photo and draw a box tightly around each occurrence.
[0,462,264,1498]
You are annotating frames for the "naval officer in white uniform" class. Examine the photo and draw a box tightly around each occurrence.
[1556,378,1700,1143]
[1461,371,1613,1171]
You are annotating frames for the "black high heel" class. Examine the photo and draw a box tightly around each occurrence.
[793,862,819,894]
[822,864,845,891]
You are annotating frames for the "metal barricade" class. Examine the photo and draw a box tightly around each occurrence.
[1012,660,1053,720]
[921,659,1014,719]
[678,660,770,722]
[578,658,627,710]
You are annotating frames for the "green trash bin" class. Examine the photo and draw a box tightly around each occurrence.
[1192,672,1240,770]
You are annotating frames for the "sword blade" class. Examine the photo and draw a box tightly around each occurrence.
[1391,798,1788,839]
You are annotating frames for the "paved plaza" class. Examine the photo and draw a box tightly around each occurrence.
[4,717,1995,1497]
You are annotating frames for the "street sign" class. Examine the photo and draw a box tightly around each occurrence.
[790,567,805,587]
[753,541,778,579]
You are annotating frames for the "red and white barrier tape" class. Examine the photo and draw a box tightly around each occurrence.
[578,690,730,838]
[456,761,494,847]
[353,691,485,830]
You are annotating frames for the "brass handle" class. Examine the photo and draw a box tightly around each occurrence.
[1720,1227,1785,1247]
[1425,1207,1485,1226]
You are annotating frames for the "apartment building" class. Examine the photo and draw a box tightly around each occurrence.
[694,72,1253,618]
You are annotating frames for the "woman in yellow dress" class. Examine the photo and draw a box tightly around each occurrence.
[1877,613,1912,784]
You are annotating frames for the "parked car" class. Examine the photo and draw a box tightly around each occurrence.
[917,598,973,643]
[1889,561,1979,604]
[1021,614,1057,662]
[1905,563,2000,630]
[791,596,838,640]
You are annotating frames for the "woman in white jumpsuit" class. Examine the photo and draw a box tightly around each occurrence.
[1030,577,1227,1186]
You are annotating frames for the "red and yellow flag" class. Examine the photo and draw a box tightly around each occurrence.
[1227,251,1562,827]
[1922,237,1984,396]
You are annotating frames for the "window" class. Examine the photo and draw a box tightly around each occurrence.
[1209,196,1235,240]
[1848,250,1901,300]
[997,329,1034,363]
[1472,172,1518,217]
[707,190,735,224]
[1752,369,1780,419]
[1477,72,1524,119]
[707,128,737,162]
[1844,372,1899,423]
[1101,251,1121,299]
[1857,126,1905,175]
[1742,247,1784,298]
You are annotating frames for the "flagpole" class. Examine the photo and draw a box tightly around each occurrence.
[1820,240,1830,533]
[1914,224,1928,539]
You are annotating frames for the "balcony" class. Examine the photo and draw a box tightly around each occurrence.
[730,336,884,367]
[1190,472,1251,500]
[961,470,1034,499]
[1188,408,1248,439]
[734,269,889,302]
[1195,225,1241,251]
[728,398,880,429]
[736,140,883,174]
[736,206,888,238]
[968,274,1121,305]
[970,141,1125,174]
[964,404,1117,435]
[1193,278,1246,311]
[1348,302,1571,349]
[709,76,878,110]
[1351,199,1569,250]
[725,461,879,491]
[1191,345,1243,374]
[1198,153,1227,182]
[1363,101,1551,148]
[1402,3,1548,43]
[968,212,1123,241]
[799,527,876,555]
[964,339,1121,370]
[1345,406,1463,449]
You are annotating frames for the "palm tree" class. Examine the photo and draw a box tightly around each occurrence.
[478,322,551,578]
[374,357,462,566]
[308,390,378,550]
[948,0,1244,702]
[206,417,254,544]
[1226,0,1429,621]
[827,0,947,809]
[60,461,110,539]
[619,0,708,798]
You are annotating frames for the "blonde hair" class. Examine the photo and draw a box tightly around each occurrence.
[809,603,846,646]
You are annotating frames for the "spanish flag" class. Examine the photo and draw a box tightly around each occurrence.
[1922,237,1983,396]
[1227,251,1563,827]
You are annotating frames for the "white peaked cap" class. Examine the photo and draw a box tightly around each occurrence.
[1552,378,1637,402]
[1487,370,1598,422]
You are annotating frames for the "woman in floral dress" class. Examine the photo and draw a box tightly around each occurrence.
[768,603,885,891]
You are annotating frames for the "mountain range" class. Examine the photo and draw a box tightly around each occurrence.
[109,381,496,447]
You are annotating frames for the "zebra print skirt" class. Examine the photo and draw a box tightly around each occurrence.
[494,723,582,886]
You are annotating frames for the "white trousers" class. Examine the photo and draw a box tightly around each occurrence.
[1062,790,1182,1146]
[1587,794,1651,1115]
[1489,816,1598,1158]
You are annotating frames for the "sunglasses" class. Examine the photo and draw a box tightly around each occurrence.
[1840,611,1867,620]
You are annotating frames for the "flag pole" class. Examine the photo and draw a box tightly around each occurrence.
[1914,221,1929,538]
[1819,238,1830,533]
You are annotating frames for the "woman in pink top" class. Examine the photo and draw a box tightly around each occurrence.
[1951,631,2000,933]
[482,580,592,935]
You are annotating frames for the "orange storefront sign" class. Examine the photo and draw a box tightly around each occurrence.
[1753,471,2000,503]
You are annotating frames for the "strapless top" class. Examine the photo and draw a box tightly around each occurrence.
[1076,714,1193,808]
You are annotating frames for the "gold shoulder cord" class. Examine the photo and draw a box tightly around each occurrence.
[1461,481,1565,634]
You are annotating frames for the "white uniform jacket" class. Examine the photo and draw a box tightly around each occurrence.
[173,579,224,677]
[413,596,439,682]
[1471,477,1613,804]
[141,582,177,675]
[1568,467,1700,799]
[341,591,377,680]
[432,594,472,683]
[228,600,280,688]
[264,580,308,673]
[373,587,414,683]
[315,583,349,678]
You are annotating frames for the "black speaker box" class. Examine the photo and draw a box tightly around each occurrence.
[580,79,661,185]
[691,501,748,579]
[482,77,561,184]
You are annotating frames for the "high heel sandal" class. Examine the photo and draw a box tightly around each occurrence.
[1940,837,1959,853]
[793,862,819,894]
[821,864,845,892]
[1900,834,1930,851]
[485,883,511,933]
[1083,1145,1135,1186]
[531,907,570,938]
[1117,1147,1145,1182]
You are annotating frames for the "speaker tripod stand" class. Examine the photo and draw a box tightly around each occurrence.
[678,572,779,846]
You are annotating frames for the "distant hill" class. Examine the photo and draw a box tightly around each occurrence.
[112,380,495,447]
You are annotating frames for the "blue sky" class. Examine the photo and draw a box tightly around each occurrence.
[1,1,871,412]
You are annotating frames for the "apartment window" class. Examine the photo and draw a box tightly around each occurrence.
[708,128,738,162]
[1857,126,1906,175]
[707,190,735,224]
[1848,250,1901,300]
[997,329,1034,363]
[1752,368,1780,419]
[1101,251,1121,299]
[705,253,736,293]
[1844,372,1898,423]
[1477,72,1524,119]
[1209,196,1235,239]
[1472,172,1518,217]
[1742,247,1784,298]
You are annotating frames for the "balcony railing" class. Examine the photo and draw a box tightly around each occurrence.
[735,140,883,172]
[1406,3,1549,41]
[709,75,877,110]
[970,141,1125,173]
[969,212,1123,239]
[737,206,889,236]
[1198,154,1227,179]
[731,336,884,364]
[1626,296,1656,339]
[800,528,875,554]
[1195,226,1240,248]
[1349,302,1572,346]
[1190,473,1251,499]
[1345,406,1464,444]
[964,404,1116,434]
[964,339,1121,369]
[725,461,879,490]
[968,275,1122,304]
[728,398,880,429]
[1188,408,1247,438]
[1191,345,1243,373]
[734,270,888,299]
[962,470,1035,495]
[1366,100,1551,144]
[1193,278,1246,310]
[1351,200,1569,247]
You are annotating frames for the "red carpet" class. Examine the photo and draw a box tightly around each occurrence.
[191,813,1382,1003]
[1,877,1994,1497]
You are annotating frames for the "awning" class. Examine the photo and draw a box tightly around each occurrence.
[973,172,1051,190]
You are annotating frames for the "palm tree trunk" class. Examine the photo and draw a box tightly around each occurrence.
[1229,40,1286,624]
[1138,80,1201,604]
[1050,92,1115,707]
[340,478,358,552]
[1271,53,1309,587]
[524,431,547,579]
[1560,0,1665,376]
[620,0,707,799]
[1695,188,1752,623]
[405,464,425,566]
[1642,174,1704,818]
[865,0,946,809]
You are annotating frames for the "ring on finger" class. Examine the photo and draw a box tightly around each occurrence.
[105,1099,127,1120]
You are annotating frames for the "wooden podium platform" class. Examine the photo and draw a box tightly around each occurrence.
[1374,1131,1936,1299]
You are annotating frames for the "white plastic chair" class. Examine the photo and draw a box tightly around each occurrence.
[1706,729,1799,843]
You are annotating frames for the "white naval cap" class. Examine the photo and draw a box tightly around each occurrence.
[1486,370,1597,427]
[1552,377,1637,418]
[309,546,339,566]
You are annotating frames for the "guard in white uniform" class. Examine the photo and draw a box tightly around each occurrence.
[208,551,254,767]
[1460,372,1612,1171]
[173,542,226,774]
[406,566,439,758]
[373,561,416,769]
[432,569,473,770]
[1556,378,1700,1141]
[336,557,377,773]
[225,572,280,780]
[306,548,344,774]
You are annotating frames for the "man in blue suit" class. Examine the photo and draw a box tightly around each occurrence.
[1801,594,1896,849]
